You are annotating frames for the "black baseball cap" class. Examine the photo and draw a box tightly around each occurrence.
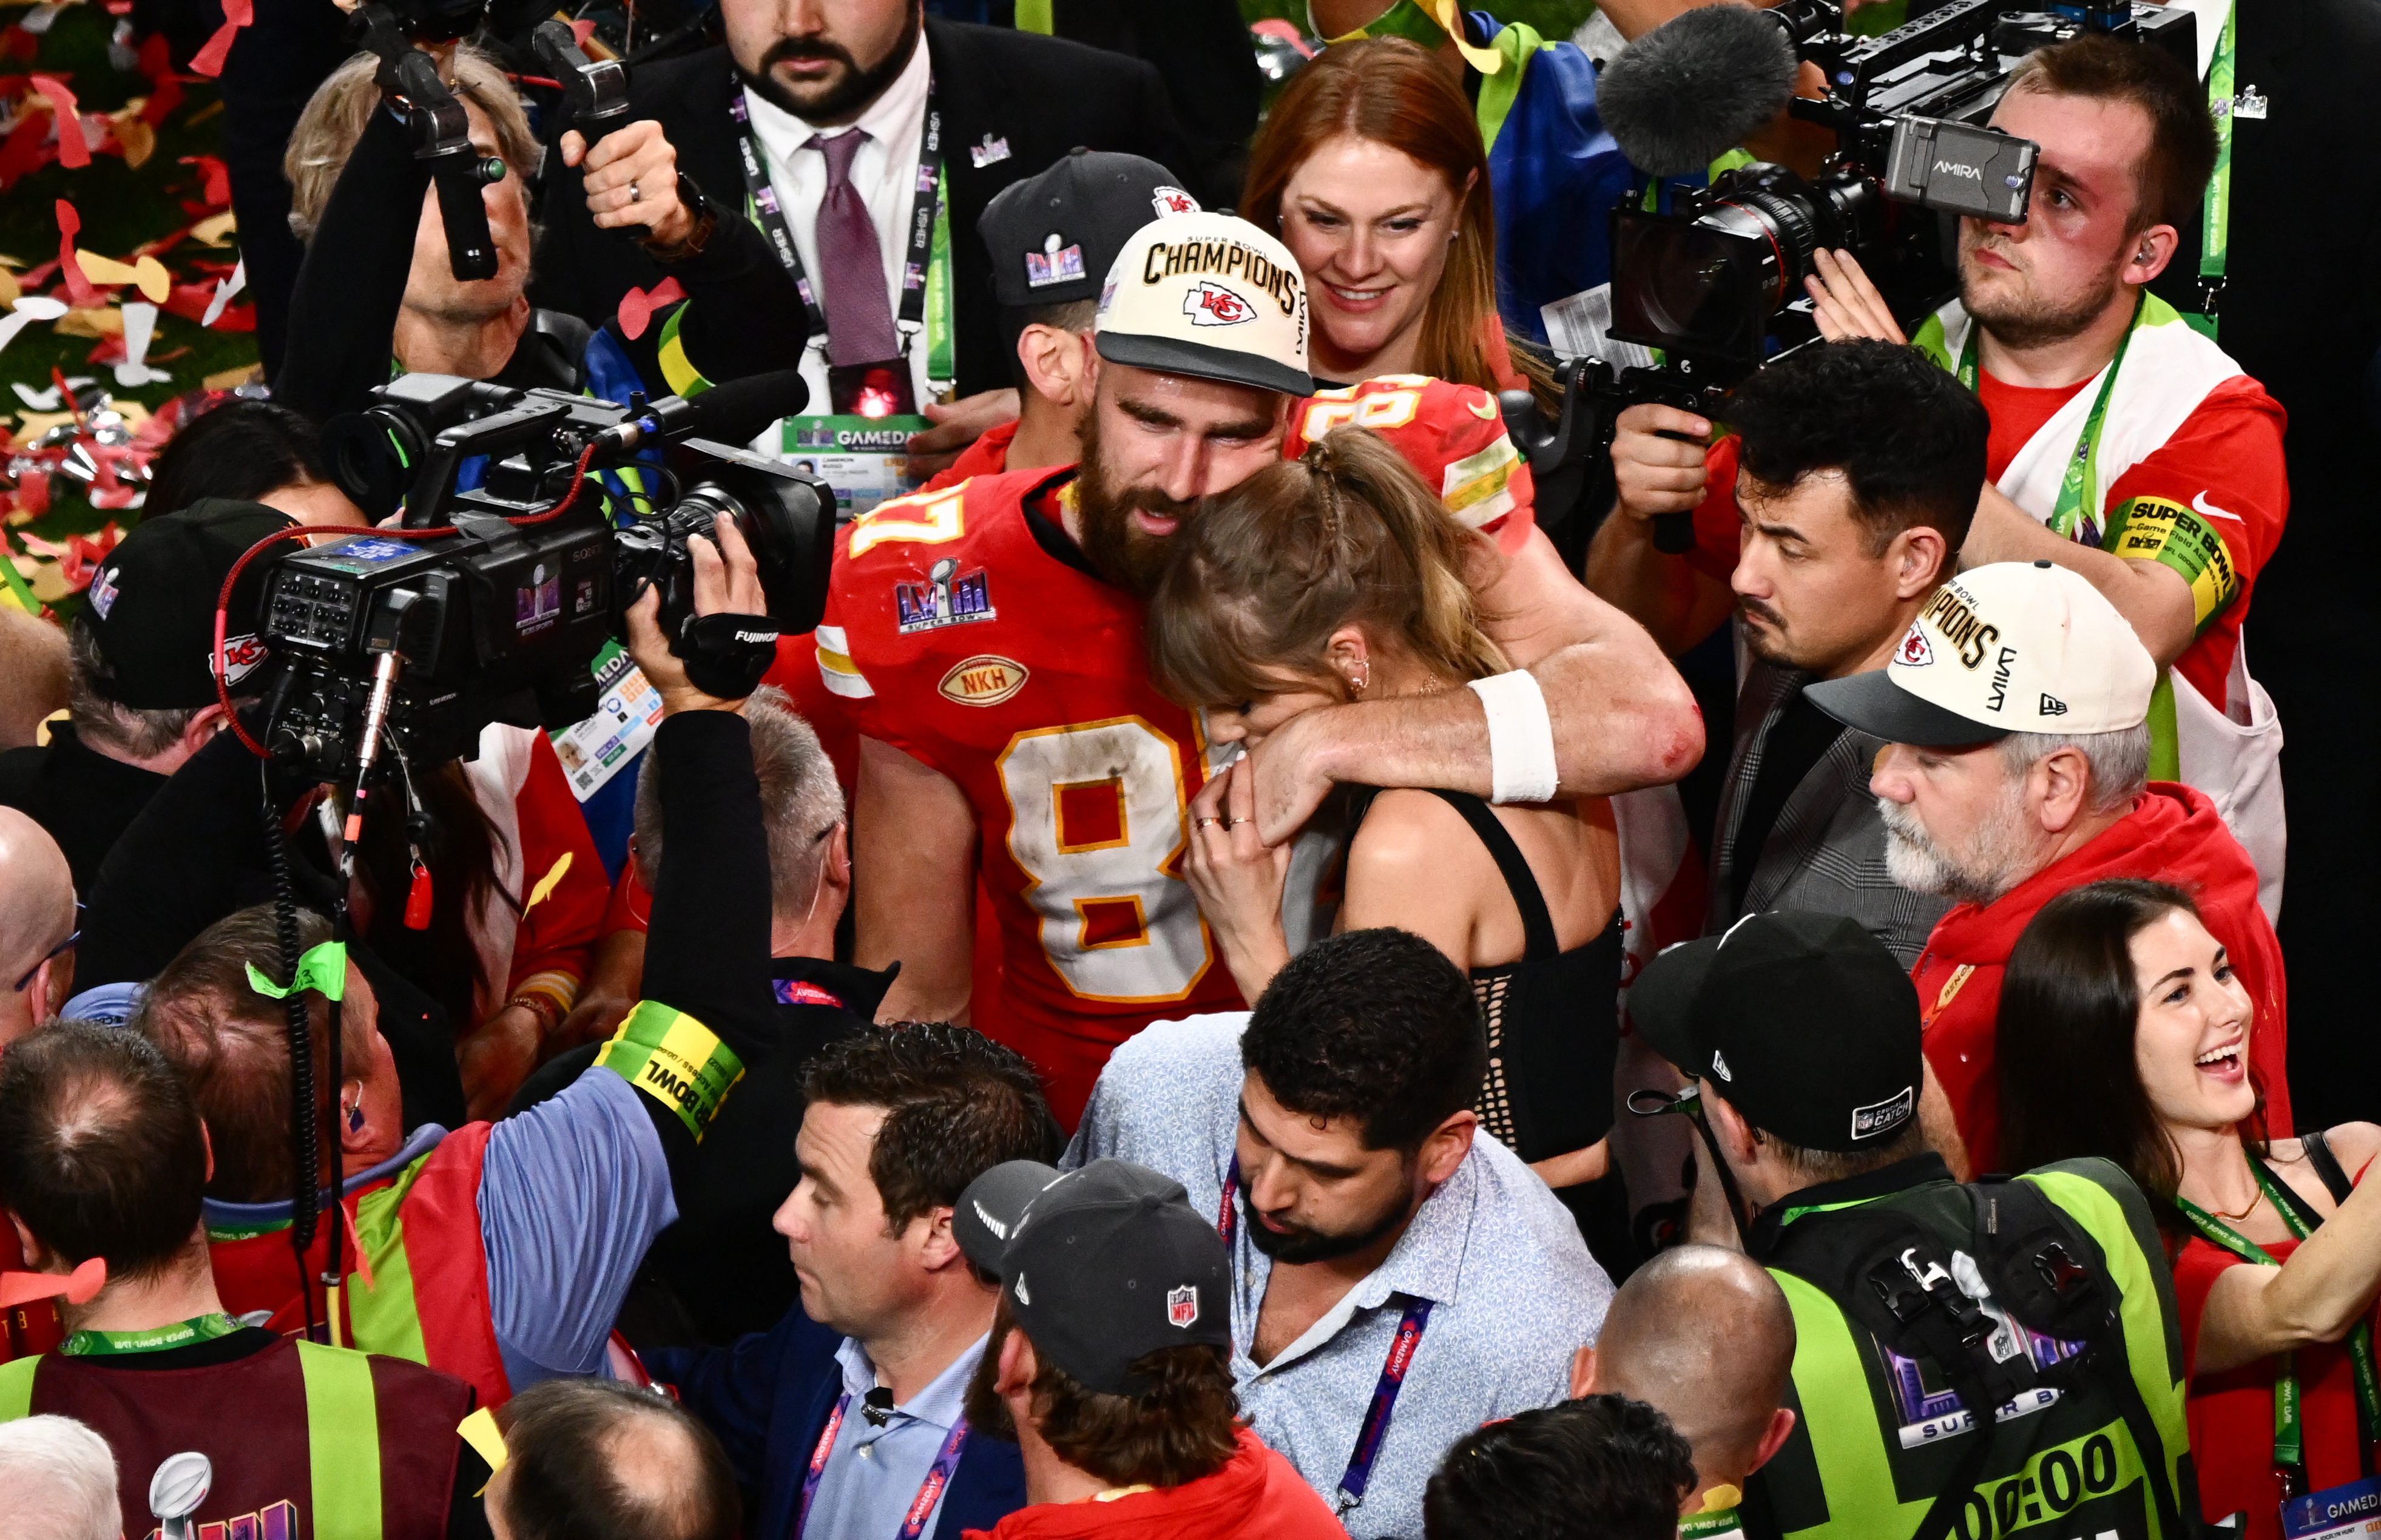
[956,1158,1231,1396]
[981,147,1200,309]
[81,498,295,709]
[1631,911,1923,1153]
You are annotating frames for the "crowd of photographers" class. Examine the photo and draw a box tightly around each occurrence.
[0,0,2377,1537]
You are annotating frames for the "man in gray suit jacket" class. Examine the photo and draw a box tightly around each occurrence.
[1592,340,1991,964]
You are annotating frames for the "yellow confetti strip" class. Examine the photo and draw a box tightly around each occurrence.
[190,211,237,246]
[73,251,169,303]
[456,1405,507,1495]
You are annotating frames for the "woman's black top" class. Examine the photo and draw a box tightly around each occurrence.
[1348,786,1623,1163]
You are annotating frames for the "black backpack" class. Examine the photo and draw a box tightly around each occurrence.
[1765,1174,2199,1540]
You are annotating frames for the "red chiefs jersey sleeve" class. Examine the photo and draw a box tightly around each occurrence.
[1286,374,1538,553]
[816,470,1245,1087]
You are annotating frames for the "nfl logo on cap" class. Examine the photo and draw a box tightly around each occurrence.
[1166,1284,1200,1328]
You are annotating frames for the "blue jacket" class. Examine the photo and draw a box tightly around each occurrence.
[649,1307,1028,1540]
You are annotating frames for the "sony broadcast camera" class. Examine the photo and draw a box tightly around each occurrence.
[1507,0,2194,555]
[255,370,829,785]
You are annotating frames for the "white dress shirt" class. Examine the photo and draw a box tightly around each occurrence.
[740,39,936,416]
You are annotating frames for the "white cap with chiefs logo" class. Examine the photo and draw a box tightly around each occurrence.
[1095,211,1311,397]
[1804,560,2158,746]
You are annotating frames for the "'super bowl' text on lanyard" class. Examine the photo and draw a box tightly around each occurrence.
[794,1391,971,1540]
[2172,1155,2381,1522]
[1217,1160,1435,1523]
[731,75,954,516]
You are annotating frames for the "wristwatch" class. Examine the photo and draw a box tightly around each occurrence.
[638,171,718,263]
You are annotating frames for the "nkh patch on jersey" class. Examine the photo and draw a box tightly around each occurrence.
[1285,374,1537,555]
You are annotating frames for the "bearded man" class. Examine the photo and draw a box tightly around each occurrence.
[816,212,1698,1123]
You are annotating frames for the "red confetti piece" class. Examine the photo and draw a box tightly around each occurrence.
[29,75,88,169]
[53,202,95,309]
[0,111,53,191]
[137,34,186,124]
[569,17,597,47]
[178,152,231,208]
[616,277,686,341]
[187,0,253,79]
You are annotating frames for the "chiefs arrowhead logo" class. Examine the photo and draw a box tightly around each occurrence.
[218,632,270,686]
[1151,186,1201,217]
[1896,626,1935,667]
[1183,280,1252,326]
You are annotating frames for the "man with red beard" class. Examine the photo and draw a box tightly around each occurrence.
[818,212,1698,1123]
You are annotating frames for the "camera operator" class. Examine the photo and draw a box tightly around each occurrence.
[505,680,888,1343]
[109,516,803,1408]
[1631,911,2197,1540]
[1602,37,2288,909]
[273,41,810,433]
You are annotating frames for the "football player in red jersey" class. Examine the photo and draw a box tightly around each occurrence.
[820,212,1701,1123]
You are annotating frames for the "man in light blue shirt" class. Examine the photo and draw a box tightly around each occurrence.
[806,1329,987,1537]
[1067,930,1615,1540]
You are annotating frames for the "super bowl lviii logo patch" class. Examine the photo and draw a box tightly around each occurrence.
[1025,232,1085,289]
[896,558,994,635]
[1183,280,1254,326]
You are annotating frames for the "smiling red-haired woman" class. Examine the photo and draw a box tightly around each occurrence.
[1244,38,1545,400]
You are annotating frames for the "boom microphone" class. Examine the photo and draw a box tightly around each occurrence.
[1598,5,1800,177]
[596,370,810,454]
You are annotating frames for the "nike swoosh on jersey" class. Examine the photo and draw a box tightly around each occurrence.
[2192,490,2245,523]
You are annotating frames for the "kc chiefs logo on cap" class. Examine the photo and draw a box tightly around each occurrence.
[1183,280,1253,326]
[218,632,269,686]
[1896,626,1935,667]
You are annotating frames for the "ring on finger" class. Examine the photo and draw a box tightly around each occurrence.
[627,181,641,203]
[1194,817,1220,829]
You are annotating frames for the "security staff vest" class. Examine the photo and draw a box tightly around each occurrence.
[0,1335,468,1539]
[1746,1155,2194,1540]
[209,1123,511,1409]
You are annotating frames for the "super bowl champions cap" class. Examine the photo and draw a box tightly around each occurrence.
[956,1158,1231,1396]
[982,148,1200,309]
[1632,911,1923,1153]
[1803,560,2158,747]
[1095,211,1312,397]
[81,497,296,710]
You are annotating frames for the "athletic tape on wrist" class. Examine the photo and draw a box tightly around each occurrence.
[1468,670,1558,804]
[596,1000,746,1140]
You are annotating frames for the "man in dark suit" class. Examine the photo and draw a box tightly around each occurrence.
[647,1021,1058,1538]
[532,0,1203,474]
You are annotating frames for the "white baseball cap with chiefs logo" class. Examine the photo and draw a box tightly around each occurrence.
[1094,211,1311,397]
[1804,560,2158,745]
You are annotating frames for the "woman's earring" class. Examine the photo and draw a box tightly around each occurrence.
[1347,660,1371,698]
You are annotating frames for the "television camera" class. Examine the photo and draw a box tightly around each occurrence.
[247,368,829,790]
[1507,0,2195,552]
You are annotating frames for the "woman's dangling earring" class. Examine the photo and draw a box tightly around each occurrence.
[1347,659,1371,699]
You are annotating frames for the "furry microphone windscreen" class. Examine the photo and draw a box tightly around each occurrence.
[1598,4,1801,177]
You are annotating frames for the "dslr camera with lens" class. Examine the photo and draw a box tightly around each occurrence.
[255,369,827,786]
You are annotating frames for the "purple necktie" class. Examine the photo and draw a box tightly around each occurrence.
[809,129,899,366]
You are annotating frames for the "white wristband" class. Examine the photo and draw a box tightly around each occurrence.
[1468,670,1558,804]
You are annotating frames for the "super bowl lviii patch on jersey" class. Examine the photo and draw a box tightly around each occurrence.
[2106,495,2241,630]
[896,558,995,634]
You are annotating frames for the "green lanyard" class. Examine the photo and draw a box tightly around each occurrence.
[1681,1504,1746,1538]
[63,1311,243,1358]
[2172,1157,2381,1477]
[1956,292,2143,545]
[2194,0,2237,337]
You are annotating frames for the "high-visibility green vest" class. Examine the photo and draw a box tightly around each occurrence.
[1749,1158,2194,1540]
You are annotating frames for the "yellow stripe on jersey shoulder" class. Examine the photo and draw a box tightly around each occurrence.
[848,482,971,561]
[814,624,875,699]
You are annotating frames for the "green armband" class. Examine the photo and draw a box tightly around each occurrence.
[596,1001,746,1140]
[247,942,348,1001]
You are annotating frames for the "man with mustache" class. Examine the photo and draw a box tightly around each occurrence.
[818,212,1699,1124]
[1596,35,2289,920]
[1592,339,1987,968]
[1799,559,2288,1176]
[534,0,1201,478]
